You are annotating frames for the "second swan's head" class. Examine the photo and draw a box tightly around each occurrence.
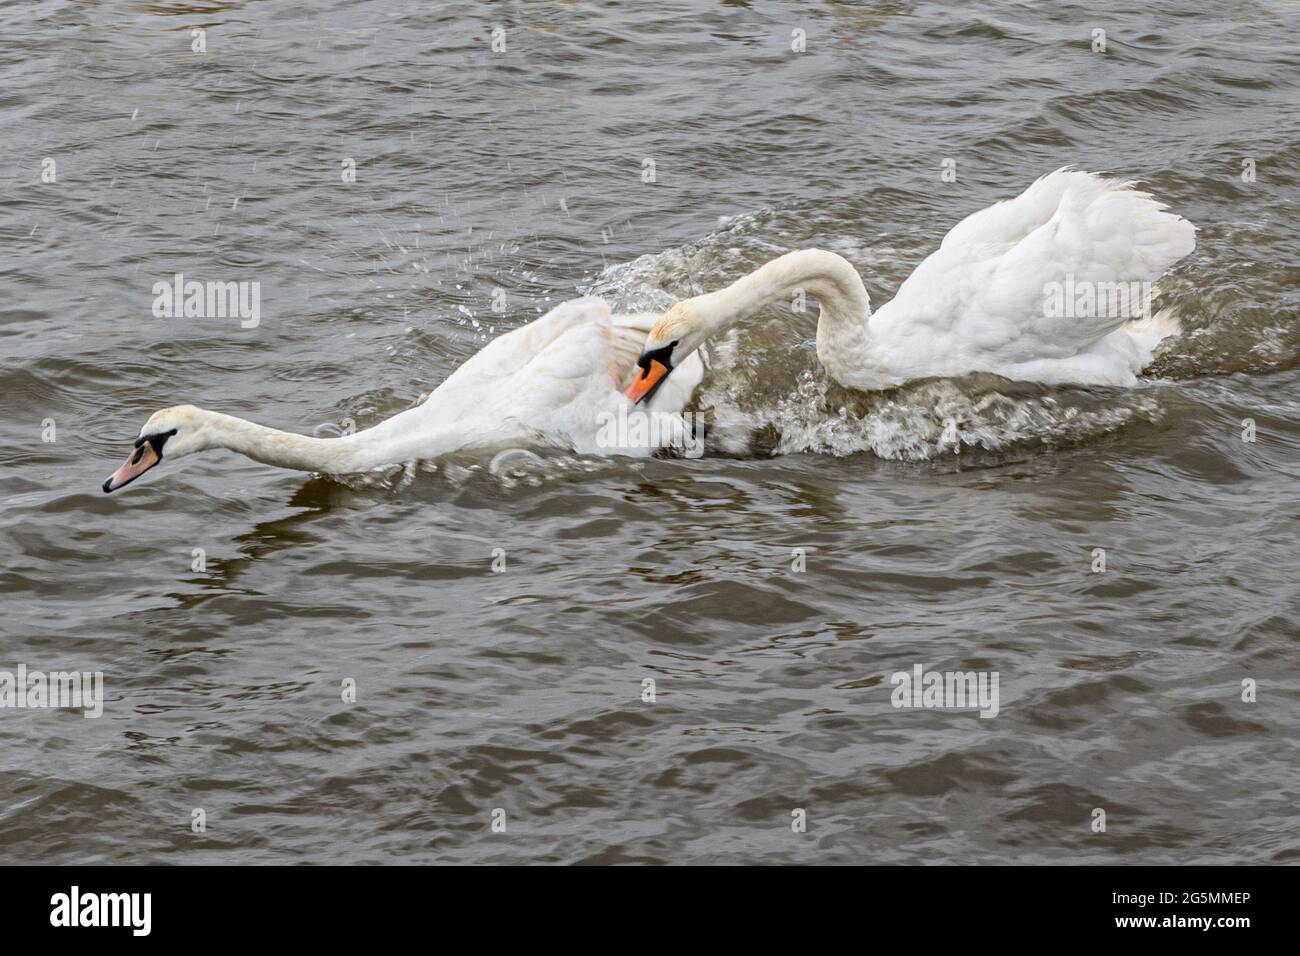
[102,405,211,493]
[623,301,708,405]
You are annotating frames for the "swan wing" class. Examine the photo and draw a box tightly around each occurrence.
[872,169,1195,376]
[430,297,702,438]
[486,301,703,413]
[359,299,617,453]
[449,297,615,382]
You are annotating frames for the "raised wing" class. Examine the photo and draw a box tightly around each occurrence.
[871,169,1195,374]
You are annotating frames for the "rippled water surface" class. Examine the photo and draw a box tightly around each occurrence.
[2,0,1298,864]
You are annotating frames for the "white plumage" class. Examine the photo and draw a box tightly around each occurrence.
[396,298,705,459]
[867,168,1196,386]
[103,298,706,491]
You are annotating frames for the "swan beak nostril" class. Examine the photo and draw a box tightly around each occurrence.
[623,359,670,406]
[102,441,161,493]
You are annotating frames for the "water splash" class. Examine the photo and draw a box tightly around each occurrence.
[763,372,1167,461]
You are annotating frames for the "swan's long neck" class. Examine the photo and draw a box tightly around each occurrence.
[682,249,874,384]
[197,410,423,473]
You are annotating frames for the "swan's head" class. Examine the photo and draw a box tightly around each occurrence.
[623,302,706,405]
[102,405,211,493]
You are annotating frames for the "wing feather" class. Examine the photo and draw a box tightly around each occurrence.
[872,169,1195,374]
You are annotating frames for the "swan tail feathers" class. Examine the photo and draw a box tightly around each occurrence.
[985,171,1196,355]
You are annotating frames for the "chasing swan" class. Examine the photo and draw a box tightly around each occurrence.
[102,299,703,492]
[625,169,1195,405]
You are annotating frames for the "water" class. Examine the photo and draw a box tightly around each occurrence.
[1,0,1297,864]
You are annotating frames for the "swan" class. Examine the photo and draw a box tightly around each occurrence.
[623,169,1196,405]
[102,298,704,492]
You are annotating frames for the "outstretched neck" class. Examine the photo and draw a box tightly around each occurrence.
[197,410,400,474]
[682,250,874,384]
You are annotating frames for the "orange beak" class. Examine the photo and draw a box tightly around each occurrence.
[102,440,161,493]
[623,359,670,406]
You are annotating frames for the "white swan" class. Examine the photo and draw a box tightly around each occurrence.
[624,169,1195,404]
[103,298,704,492]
